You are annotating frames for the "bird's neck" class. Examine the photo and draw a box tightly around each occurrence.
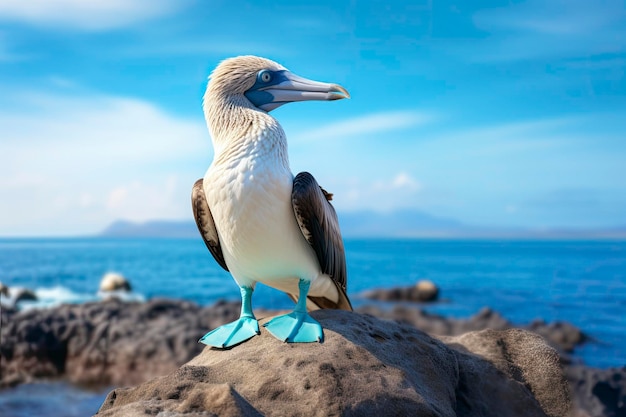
[204,96,289,167]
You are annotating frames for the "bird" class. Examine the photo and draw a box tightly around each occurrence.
[192,55,352,348]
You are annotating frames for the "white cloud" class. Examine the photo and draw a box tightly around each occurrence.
[1,92,208,168]
[0,90,210,236]
[116,39,284,58]
[476,0,624,36]
[105,176,184,221]
[446,117,581,155]
[294,110,433,142]
[335,173,424,212]
[471,0,626,61]
[290,110,625,227]
[391,173,422,191]
[0,0,188,31]
[78,193,96,209]
[107,187,130,210]
[372,172,422,193]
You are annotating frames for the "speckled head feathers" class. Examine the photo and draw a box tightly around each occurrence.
[207,55,286,98]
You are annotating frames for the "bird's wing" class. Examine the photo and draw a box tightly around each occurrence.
[192,179,228,271]
[291,172,352,311]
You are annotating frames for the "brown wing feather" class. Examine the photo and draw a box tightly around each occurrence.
[192,179,228,271]
[291,172,352,311]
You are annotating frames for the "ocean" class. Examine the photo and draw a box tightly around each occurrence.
[1,238,625,416]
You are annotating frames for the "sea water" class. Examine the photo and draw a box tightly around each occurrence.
[1,238,625,416]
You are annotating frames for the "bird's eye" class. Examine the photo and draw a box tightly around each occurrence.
[258,70,272,83]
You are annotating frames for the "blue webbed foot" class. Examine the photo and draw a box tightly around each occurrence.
[199,285,259,348]
[199,316,260,348]
[264,312,323,343]
[263,278,324,343]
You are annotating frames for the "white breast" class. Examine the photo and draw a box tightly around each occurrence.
[203,123,320,293]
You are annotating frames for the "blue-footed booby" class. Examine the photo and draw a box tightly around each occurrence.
[193,56,352,348]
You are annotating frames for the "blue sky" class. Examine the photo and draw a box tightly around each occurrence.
[1,0,625,236]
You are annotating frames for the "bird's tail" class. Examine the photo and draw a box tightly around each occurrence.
[288,282,353,312]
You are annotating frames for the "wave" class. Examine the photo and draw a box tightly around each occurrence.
[0,285,145,310]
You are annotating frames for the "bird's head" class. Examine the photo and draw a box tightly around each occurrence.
[205,55,349,112]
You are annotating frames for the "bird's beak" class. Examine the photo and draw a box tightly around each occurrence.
[246,71,350,112]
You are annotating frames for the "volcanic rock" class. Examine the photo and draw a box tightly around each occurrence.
[97,310,571,417]
[566,365,626,417]
[99,273,132,292]
[0,298,242,388]
[13,288,38,303]
[362,280,439,302]
[356,305,587,355]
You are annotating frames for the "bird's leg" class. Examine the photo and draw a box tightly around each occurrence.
[263,279,324,343]
[199,286,260,348]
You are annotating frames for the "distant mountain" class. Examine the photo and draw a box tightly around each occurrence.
[99,210,470,239]
[337,209,469,237]
[98,213,626,239]
[100,220,199,238]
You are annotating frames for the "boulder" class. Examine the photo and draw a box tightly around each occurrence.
[362,280,439,302]
[0,282,9,297]
[415,279,439,301]
[0,298,243,388]
[442,329,571,417]
[99,273,132,292]
[1,299,610,415]
[565,365,626,417]
[527,319,588,355]
[12,288,38,303]
[97,310,571,417]
[357,305,586,355]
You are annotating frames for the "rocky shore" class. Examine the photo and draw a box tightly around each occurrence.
[0,298,624,416]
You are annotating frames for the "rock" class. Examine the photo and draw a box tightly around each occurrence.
[0,282,9,297]
[12,288,38,303]
[442,329,571,417]
[565,365,626,417]
[0,298,242,388]
[415,279,439,301]
[97,310,571,417]
[0,299,587,389]
[99,273,132,292]
[528,319,588,354]
[0,298,610,415]
[356,305,586,355]
[357,305,512,339]
[362,281,439,302]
